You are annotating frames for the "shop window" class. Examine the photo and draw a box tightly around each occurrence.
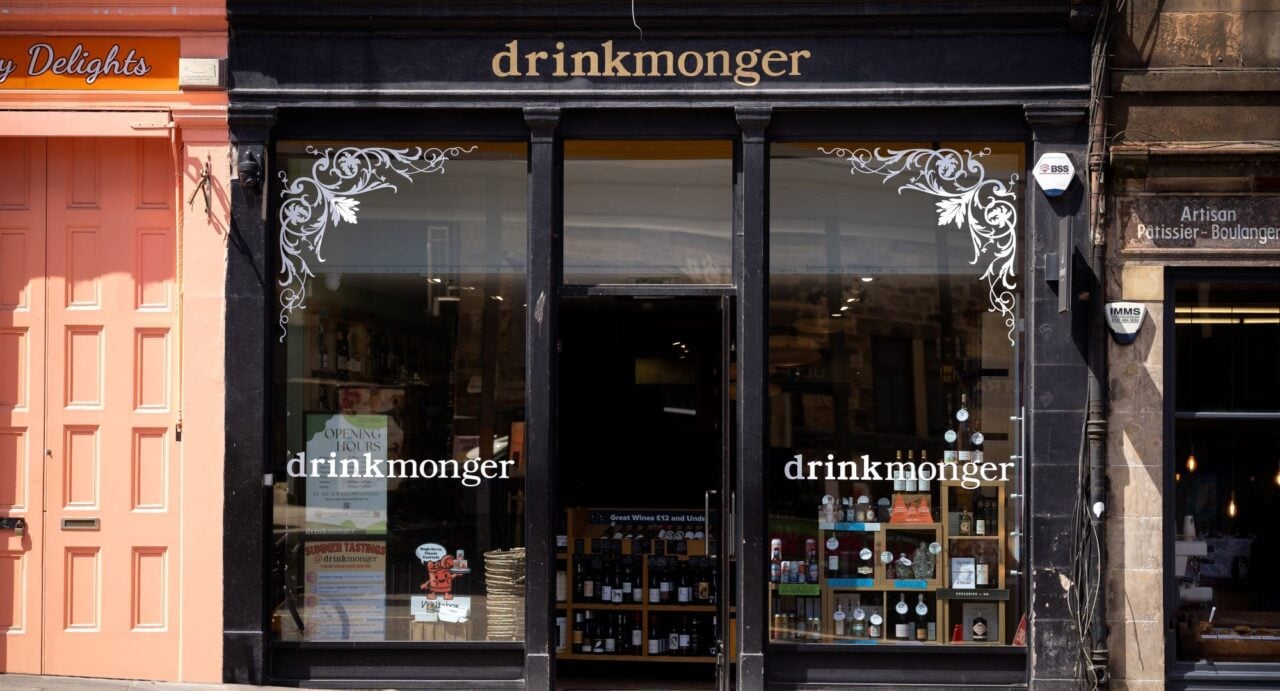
[1172,277,1280,663]
[270,142,527,643]
[563,140,732,285]
[766,142,1026,647]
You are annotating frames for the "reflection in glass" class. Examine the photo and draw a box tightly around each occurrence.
[564,140,732,285]
[766,142,1025,647]
[1173,278,1280,662]
[271,142,527,643]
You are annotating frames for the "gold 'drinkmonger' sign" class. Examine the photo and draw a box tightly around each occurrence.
[0,37,179,90]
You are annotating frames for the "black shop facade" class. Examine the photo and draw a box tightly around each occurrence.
[225,3,1099,689]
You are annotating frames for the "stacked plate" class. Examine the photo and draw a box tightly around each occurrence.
[484,547,526,640]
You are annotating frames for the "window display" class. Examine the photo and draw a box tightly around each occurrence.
[766,142,1026,646]
[270,142,527,643]
[1172,277,1280,663]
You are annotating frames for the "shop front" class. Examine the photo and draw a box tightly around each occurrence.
[0,2,228,682]
[1107,149,1280,690]
[225,3,1098,688]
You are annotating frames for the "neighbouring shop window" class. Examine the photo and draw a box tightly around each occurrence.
[563,140,732,285]
[766,142,1026,647]
[271,142,527,643]
[1172,277,1280,663]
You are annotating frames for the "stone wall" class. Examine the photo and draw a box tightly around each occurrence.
[1106,262,1167,691]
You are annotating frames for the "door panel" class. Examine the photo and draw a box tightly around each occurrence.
[43,138,179,679]
[0,137,46,674]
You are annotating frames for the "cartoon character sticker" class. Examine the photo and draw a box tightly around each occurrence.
[416,543,469,601]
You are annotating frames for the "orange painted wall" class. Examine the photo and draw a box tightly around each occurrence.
[0,1,227,683]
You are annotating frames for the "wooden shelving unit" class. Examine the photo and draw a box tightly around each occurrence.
[768,479,1010,646]
[557,507,731,663]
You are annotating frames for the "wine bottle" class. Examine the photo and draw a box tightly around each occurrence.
[573,612,584,652]
[905,450,918,492]
[893,450,905,491]
[648,615,662,655]
[914,594,929,642]
[976,547,990,588]
[631,614,643,652]
[677,567,692,604]
[918,450,931,492]
[894,593,910,640]
[600,563,613,603]
[583,560,595,601]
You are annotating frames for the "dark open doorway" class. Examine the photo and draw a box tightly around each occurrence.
[555,296,730,690]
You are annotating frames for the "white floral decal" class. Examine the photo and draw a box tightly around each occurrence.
[819,146,1020,344]
[276,145,475,340]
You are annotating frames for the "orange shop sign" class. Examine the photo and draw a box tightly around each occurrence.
[0,37,178,90]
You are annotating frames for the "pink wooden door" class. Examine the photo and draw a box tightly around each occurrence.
[42,138,180,679]
[0,138,48,674]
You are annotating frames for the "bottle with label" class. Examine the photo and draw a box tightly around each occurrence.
[770,538,782,583]
[975,546,991,588]
[631,614,643,652]
[851,607,866,638]
[583,560,596,601]
[667,619,681,656]
[689,616,702,657]
[696,563,711,603]
[620,562,633,601]
[914,594,930,642]
[612,566,624,604]
[660,562,674,603]
[975,497,987,536]
[833,604,847,638]
[894,593,911,640]
[582,611,595,653]
[827,537,840,577]
[600,564,613,603]
[959,506,973,536]
[972,612,989,642]
[918,450,931,492]
[604,615,616,654]
[905,450,918,492]
[805,539,819,584]
[573,612,584,652]
[893,450,905,492]
[677,569,692,604]
[868,612,882,639]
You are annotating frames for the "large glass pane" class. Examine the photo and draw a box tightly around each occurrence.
[564,140,732,285]
[766,142,1026,647]
[271,142,527,643]
[1172,277,1280,663]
